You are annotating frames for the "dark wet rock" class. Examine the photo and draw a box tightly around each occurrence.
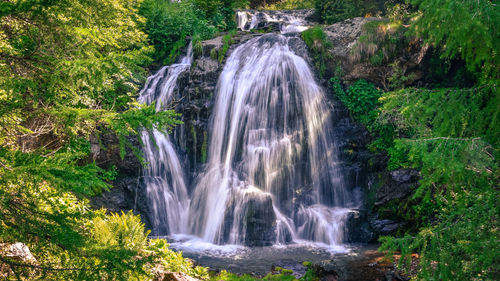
[221,191,277,246]
[243,194,277,246]
[311,261,342,281]
[375,169,419,206]
[92,133,142,177]
[384,270,408,281]
[390,169,419,185]
[200,36,223,58]
[287,36,314,66]
[345,210,375,243]
[370,217,403,236]
[90,177,136,213]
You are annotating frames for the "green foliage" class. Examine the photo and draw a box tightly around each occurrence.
[379,175,498,280]
[301,26,333,78]
[314,0,383,24]
[213,264,319,281]
[139,0,218,64]
[262,0,314,10]
[372,85,500,279]
[147,239,210,279]
[0,0,185,279]
[330,78,381,126]
[219,30,238,63]
[92,211,149,251]
[410,0,500,82]
[314,0,358,24]
[379,86,499,148]
[139,0,246,64]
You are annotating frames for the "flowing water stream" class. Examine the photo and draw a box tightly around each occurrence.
[137,43,192,235]
[188,33,355,248]
[137,13,360,257]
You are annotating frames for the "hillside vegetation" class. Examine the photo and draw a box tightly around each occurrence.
[302,0,498,279]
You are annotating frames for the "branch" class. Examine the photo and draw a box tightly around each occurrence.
[403,137,482,142]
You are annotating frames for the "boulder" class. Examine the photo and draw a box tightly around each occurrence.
[344,210,375,243]
[243,193,277,246]
[0,243,36,263]
[370,218,403,236]
[375,169,419,206]
[310,261,342,281]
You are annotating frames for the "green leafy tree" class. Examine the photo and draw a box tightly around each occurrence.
[0,0,183,279]
[410,0,500,82]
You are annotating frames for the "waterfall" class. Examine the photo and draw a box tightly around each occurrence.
[188,34,354,247]
[138,43,192,235]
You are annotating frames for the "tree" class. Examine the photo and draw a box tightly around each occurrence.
[0,0,182,279]
[410,0,500,82]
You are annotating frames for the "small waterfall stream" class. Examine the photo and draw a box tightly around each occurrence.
[138,13,359,250]
[138,43,192,235]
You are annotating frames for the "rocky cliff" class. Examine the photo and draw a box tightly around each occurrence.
[91,14,423,243]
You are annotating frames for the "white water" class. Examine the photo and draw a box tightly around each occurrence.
[138,13,358,251]
[188,34,354,248]
[138,43,192,235]
[236,10,310,33]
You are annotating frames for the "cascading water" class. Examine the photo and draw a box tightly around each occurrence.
[137,43,193,235]
[236,10,311,33]
[136,12,360,250]
[188,34,356,247]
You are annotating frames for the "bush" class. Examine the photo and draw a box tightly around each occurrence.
[330,78,381,125]
[374,85,499,280]
[263,0,314,10]
[314,0,383,24]
[409,0,500,82]
[140,0,218,64]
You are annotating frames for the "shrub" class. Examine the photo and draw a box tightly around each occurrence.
[330,78,381,126]
[314,0,383,24]
[263,0,314,10]
[140,0,218,64]
[409,0,500,82]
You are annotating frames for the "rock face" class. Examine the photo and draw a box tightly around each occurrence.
[92,14,426,245]
[375,169,419,206]
[323,17,428,87]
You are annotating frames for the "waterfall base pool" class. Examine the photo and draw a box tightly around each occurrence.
[162,237,388,280]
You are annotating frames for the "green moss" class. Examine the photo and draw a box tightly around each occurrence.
[201,131,208,163]
[301,26,333,78]
[218,29,237,63]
